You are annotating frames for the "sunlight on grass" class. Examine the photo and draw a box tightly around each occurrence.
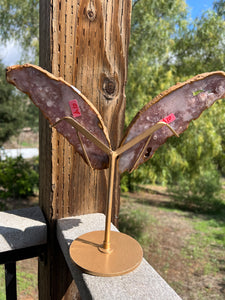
[181,215,225,276]
[192,217,225,247]
[17,270,37,297]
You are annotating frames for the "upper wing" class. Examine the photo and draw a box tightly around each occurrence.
[6,64,111,170]
[119,71,225,174]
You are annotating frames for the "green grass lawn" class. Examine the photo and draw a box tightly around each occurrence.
[120,188,225,300]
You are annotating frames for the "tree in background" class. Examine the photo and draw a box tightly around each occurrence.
[122,0,225,209]
[0,61,26,146]
[213,0,225,17]
[0,0,39,62]
[126,0,188,124]
[0,59,39,147]
[0,0,39,139]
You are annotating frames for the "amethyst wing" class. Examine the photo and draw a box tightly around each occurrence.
[6,64,111,170]
[119,71,225,173]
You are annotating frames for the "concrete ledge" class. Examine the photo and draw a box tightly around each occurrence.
[57,213,182,300]
[0,206,47,252]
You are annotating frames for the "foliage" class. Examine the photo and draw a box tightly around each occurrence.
[124,0,225,206]
[0,61,24,146]
[168,170,223,212]
[0,155,39,198]
[127,0,188,124]
[0,60,39,145]
[174,10,225,77]
[0,1,41,134]
[165,101,225,211]
[119,207,152,247]
[213,0,225,18]
[0,1,39,139]
[0,0,39,61]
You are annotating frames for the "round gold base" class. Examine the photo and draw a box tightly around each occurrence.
[69,231,143,277]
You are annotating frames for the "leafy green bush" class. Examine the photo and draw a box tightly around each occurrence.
[0,156,39,198]
[119,208,151,246]
[168,167,224,213]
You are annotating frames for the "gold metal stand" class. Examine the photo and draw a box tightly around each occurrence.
[69,231,143,276]
[54,117,178,276]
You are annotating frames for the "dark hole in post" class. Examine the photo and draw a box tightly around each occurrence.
[87,9,96,21]
[144,147,152,159]
[102,77,116,97]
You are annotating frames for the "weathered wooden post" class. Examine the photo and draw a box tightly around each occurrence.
[39,0,132,298]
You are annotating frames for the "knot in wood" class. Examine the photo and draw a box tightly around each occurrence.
[87,9,96,21]
[102,77,116,98]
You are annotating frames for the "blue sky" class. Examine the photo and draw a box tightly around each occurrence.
[0,0,216,66]
[0,40,23,66]
[186,0,214,18]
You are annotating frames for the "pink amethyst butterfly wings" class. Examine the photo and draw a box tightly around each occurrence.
[6,65,225,173]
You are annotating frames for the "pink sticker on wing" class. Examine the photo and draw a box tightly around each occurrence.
[160,113,176,124]
[69,99,81,117]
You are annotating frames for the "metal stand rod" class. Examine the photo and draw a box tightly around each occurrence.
[103,152,117,251]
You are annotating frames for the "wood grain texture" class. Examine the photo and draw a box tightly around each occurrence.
[39,0,131,299]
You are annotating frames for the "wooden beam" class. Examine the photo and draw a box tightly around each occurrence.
[39,0,132,298]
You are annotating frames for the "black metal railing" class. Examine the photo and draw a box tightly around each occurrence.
[0,244,47,300]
